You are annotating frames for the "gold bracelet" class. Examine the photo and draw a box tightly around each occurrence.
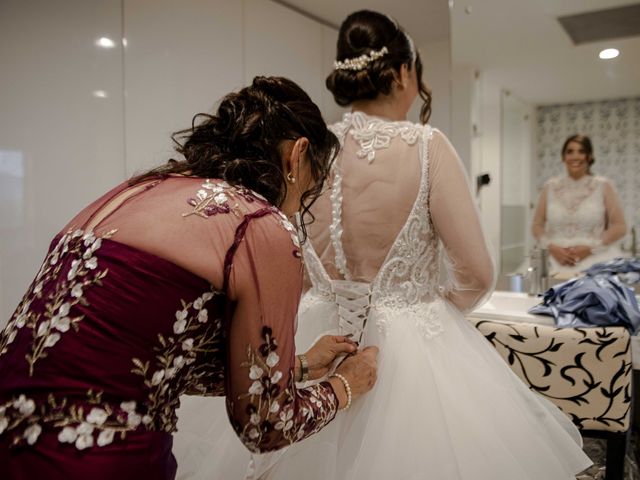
[297,354,309,383]
[331,373,352,411]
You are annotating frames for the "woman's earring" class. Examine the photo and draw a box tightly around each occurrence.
[287,172,296,184]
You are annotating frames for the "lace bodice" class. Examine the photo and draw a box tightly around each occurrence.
[307,112,439,305]
[532,175,627,250]
[547,175,606,244]
[304,112,493,330]
[303,112,494,340]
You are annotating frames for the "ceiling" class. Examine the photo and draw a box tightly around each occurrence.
[273,0,450,45]
[279,0,640,105]
[451,0,640,104]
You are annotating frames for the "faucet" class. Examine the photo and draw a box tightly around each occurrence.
[527,247,549,296]
[621,226,637,257]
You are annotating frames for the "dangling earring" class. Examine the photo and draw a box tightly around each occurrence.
[287,172,296,184]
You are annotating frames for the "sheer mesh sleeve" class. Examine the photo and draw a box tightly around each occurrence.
[601,179,627,246]
[531,184,550,247]
[429,130,495,312]
[223,209,338,453]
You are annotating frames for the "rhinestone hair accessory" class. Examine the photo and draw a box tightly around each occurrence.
[333,47,389,71]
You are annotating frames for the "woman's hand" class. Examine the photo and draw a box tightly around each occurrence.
[567,245,592,263]
[299,335,358,381]
[330,346,379,408]
[548,244,576,266]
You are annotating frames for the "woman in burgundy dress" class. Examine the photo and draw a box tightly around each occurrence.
[0,76,379,479]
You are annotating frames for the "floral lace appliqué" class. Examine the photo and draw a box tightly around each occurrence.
[546,176,606,243]
[374,301,444,340]
[550,176,599,213]
[332,111,421,163]
[0,228,115,375]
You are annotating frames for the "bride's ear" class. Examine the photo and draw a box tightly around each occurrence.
[393,64,411,90]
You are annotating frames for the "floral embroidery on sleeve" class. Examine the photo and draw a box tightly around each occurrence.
[229,326,338,453]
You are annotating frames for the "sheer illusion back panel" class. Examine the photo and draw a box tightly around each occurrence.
[308,132,421,282]
[308,122,494,312]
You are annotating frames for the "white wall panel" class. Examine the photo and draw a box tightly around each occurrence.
[243,0,324,109]
[123,0,244,176]
[320,25,348,124]
[0,0,125,322]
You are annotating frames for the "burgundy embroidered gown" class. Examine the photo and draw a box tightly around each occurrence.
[0,176,338,479]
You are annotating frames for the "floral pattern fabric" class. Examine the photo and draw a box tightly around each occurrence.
[0,177,337,479]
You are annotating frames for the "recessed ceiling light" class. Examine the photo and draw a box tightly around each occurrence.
[93,90,108,98]
[96,37,115,48]
[599,48,619,59]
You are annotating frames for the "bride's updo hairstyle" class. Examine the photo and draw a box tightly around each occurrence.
[326,10,432,124]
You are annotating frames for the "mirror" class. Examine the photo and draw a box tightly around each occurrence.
[450,0,640,277]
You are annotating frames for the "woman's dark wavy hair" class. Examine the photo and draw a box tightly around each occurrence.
[562,134,595,175]
[131,76,339,240]
[326,10,432,124]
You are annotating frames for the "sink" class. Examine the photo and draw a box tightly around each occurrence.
[467,291,554,326]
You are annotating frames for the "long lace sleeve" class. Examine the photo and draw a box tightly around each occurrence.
[429,130,495,312]
[223,209,338,453]
[531,185,550,246]
[601,179,627,245]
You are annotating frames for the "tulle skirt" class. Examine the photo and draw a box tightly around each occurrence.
[174,295,592,480]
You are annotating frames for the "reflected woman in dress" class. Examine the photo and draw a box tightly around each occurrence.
[0,76,379,480]
[179,10,592,480]
[532,134,627,277]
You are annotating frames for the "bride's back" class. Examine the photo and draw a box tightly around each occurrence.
[307,113,423,282]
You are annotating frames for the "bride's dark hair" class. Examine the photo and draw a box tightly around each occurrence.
[132,76,339,238]
[326,10,432,124]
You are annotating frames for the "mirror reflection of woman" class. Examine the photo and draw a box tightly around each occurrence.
[532,134,627,277]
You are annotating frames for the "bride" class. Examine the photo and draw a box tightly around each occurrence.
[174,10,593,480]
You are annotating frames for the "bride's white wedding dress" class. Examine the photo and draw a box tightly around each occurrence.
[532,174,627,276]
[173,112,592,479]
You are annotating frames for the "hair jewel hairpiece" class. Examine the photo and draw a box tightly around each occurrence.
[333,47,389,71]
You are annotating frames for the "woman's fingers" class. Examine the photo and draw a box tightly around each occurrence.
[332,335,358,347]
[360,346,379,358]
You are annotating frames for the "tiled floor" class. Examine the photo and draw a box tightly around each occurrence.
[577,436,639,480]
